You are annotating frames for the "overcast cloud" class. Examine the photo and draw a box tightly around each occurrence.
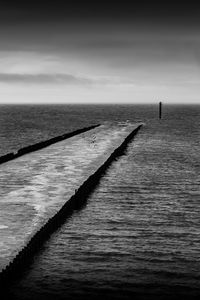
[0,1,199,103]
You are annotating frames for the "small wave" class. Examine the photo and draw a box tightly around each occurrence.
[0,225,8,229]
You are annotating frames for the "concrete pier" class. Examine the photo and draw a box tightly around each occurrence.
[0,124,100,165]
[0,123,142,286]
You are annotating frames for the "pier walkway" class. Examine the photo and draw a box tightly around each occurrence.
[0,123,142,278]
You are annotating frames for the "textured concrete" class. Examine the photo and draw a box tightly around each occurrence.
[0,123,142,286]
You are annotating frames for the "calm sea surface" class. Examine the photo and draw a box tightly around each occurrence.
[0,104,200,299]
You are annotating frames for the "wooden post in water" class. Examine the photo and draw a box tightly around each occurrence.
[159,101,162,119]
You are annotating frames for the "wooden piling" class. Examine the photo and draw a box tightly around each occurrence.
[159,102,162,119]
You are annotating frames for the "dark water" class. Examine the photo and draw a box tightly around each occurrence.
[0,104,200,299]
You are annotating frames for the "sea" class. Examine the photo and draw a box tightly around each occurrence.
[0,104,200,299]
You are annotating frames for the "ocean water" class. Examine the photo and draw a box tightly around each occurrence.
[0,104,200,299]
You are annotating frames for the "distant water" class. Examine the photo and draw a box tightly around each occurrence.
[0,104,149,155]
[0,104,200,299]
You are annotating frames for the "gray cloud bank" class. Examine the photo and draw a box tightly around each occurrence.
[0,73,134,86]
[0,73,96,85]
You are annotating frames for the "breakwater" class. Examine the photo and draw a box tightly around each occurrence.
[0,124,142,286]
[0,124,100,165]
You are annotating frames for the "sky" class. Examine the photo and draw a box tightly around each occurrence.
[0,1,200,104]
